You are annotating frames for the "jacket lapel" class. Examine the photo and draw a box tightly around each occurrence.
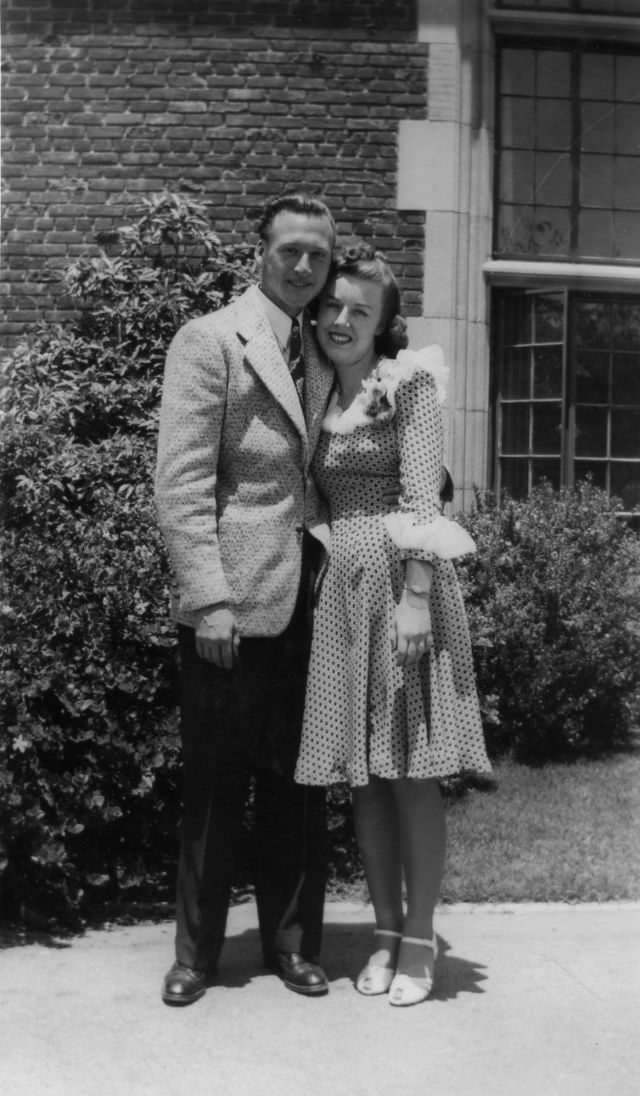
[302,318,334,466]
[236,286,307,442]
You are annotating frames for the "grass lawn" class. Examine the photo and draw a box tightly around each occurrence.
[331,750,640,905]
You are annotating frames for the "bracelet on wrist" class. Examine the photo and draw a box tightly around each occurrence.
[403,584,431,598]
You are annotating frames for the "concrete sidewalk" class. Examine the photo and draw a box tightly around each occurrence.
[1,900,639,1096]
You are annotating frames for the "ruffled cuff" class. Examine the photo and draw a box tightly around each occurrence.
[383,512,476,559]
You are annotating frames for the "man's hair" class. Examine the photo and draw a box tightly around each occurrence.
[257,191,336,244]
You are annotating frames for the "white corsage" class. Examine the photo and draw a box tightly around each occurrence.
[383,512,476,559]
[323,344,448,435]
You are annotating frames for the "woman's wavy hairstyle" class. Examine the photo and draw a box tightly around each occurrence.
[325,240,409,359]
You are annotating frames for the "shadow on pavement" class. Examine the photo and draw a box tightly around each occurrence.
[223,919,490,1000]
[0,925,72,950]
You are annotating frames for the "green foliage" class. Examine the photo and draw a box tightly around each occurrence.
[3,191,640,927]
[456,482,640,762]
[0,192,255,928]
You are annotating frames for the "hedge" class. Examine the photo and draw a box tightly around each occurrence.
[2,193,639,928]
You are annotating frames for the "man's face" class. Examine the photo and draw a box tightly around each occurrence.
[258,210,334,317]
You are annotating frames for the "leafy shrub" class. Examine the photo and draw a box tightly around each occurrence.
[4,192,640,928]
[456,482,640,762]
[0,192,254,928]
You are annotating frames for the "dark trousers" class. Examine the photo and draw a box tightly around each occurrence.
[174,589,326,971]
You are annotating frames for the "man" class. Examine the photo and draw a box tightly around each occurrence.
[155,192,336,1005]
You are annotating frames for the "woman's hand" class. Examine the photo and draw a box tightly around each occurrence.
[392,588,433,666]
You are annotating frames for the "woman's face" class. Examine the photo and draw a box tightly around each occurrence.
[316,274,385,372]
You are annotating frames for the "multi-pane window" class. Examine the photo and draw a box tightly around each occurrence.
[494,290,640,509]
[496,42,640,261]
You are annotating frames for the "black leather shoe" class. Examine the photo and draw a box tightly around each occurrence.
[270,951,329,996]
[162,961,209,1006]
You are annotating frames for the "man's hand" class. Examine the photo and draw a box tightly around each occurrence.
[193,603,240,670]
[381,480,401,509]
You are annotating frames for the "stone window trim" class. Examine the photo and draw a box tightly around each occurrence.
[489,6,640,43]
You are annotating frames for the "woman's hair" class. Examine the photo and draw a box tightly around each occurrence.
[327,240,409,358]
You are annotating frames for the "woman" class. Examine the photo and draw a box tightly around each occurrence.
[295,243,491,1007]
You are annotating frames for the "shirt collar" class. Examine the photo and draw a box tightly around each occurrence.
[256,288,302,354]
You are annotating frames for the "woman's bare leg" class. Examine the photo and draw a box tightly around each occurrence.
[391,777,445,986]
[352,777,403,975]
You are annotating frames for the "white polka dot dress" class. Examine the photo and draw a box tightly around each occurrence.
[295,348,492,788]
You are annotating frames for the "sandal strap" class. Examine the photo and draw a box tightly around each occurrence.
[374,929,402,940]
[401,934,436,948]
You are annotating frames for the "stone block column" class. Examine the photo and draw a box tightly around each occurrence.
[397,0,494,510]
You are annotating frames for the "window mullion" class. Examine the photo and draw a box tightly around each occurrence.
[569,48,581,260]
[563,288,574,488]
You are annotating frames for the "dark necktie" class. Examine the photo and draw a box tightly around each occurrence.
[289,317,304,402]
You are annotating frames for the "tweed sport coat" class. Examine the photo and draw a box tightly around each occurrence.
[155,284,334,637]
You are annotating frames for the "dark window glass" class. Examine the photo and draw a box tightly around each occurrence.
[501,97,535,148]
[612,354,640,403]
[503,348,531,398]
[581,155,614,207]
[579,210,615,259]
[494,290,640,509]
[581,101,615,154]
[576,406,608,456]
[502,49,535,94]
[576,352,609,402]
[575,301,610,348]
[580,53,614,101]
[502,291,532,344]
[537,50,572,97]
[533,347,563,398]
[535,152,572,206]
[500,458,530,500]
[500,151,535,203]
[534,293,565,341]
[616,54,638,102]
[612,302,640,347]
[537,99,572,150]
[575,459,608,490]
[502,404,530,452]
[532,458,561,489]
[533,403,562,452]
[496,44,640,261]
[611,462,640,510]
[614,158,640,211]
[615,105,640,155]
[498,206,570,256]
[497,1,640,12]
[614,213,640,260]
[611,409,640,456]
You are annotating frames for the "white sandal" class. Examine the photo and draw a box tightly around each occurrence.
[355,929,401,996]
[388,935,438,1007]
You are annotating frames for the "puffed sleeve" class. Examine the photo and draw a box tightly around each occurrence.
[381,350,476,560]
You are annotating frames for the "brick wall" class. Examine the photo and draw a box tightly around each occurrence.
[1,0,428,351]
